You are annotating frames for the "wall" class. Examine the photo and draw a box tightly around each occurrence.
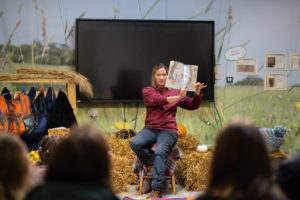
[0,0,300,154]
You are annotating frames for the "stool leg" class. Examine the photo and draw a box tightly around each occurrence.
[139,177,144,195]
[171,174,176,194]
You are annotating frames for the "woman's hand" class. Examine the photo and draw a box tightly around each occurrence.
[178,88,188,100]
[195,82,207,95]
[167,88,188,103]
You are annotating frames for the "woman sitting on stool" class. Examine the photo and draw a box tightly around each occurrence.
[130,63,206,198]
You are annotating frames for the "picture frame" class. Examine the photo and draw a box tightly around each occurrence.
[264,74,286,90]
[265,54,286,70]
[236,58,257,75]
[290,54,300,70]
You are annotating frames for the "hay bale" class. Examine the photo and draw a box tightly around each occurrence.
[111,154,137,193]
[107,135,135,159]
[14,67,93,98]
[108,135,137,192]
[177,134,198,154]
[176,151,212,191]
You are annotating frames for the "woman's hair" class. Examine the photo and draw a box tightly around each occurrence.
[0,133,31,200]
[207,119,273,200]
[45,125,111,188]
[151,63,168,88]
[38,135,62,165]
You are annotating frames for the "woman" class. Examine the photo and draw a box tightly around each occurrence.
[130,63,206,197]
[0,133,32,200]
[26,125,118,200]
[196,119,284,200]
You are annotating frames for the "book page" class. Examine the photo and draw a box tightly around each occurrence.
[165,60,198,91]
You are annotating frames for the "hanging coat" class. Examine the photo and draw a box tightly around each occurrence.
[46,91,77,130]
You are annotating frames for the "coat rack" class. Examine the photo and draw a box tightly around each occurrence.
[0,79,77,115]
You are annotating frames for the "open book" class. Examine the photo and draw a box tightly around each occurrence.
[165,60,198,92]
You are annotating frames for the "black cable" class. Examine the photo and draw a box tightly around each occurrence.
[123,103,126,129]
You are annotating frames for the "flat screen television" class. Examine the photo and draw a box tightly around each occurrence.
[76,19,215,102]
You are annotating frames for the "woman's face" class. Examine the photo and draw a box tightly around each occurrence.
[154,68,168,88]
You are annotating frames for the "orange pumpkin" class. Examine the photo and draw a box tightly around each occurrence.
[177,124,187,138]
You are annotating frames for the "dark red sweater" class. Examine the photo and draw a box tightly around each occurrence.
[142,86,203,134]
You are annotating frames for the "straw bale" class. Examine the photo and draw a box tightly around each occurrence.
[107,135,135,160]
[9,67,94,98]
[177,134,199,154]
[176,151,212,191]
[111,154,137,193]
[108,135,137,192]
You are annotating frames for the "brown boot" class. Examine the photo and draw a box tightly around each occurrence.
[147,190,162,198]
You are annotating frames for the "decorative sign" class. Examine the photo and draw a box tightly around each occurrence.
[225,46,246,61]
[264,74,286,90]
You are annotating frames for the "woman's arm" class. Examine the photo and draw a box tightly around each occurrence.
[179,82,207,110]
[167,88,188,103]
[142,87,168,107]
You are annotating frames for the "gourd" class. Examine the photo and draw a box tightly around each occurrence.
[178,124,187,138]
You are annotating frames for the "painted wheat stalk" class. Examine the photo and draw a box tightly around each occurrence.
[18,4,23,14]
[31,41,34,67]
[0,20,21,70]
[142,0,160,19]
[41,9,55,62]
[228,5,232,31]
[41,9,47,49]
[113,7,118,19]
[65,11,87,41]
[41,8,48,61]
[188,0,214,20]
[18,46,24,64]
[32,0,38,10]
[1,20,21,54]
[44,35,55,62]
[0,55,8,71]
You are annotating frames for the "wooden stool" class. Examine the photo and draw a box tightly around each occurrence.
[139,173,176,195]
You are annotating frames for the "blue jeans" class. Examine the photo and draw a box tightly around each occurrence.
[130,128,178,192]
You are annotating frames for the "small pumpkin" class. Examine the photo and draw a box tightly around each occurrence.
[177,123,187,138]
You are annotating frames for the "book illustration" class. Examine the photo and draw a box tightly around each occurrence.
[165,60,198,92]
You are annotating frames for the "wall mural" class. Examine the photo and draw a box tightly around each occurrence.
[0,0,300,155]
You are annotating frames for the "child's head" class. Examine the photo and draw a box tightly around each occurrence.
[45,125,111,188]
[0,133,31,200]
[38,135,62,165]
[208,119,273,199]
[258,126,289,153]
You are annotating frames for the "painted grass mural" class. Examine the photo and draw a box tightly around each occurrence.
[77,86,300,155]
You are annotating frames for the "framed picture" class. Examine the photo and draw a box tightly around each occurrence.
[236,58,257,75]
[265,54,286,70]
[264,74,286,90]
[290,54,300,70]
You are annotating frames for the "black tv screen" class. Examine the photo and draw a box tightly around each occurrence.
[76,19,214,102]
